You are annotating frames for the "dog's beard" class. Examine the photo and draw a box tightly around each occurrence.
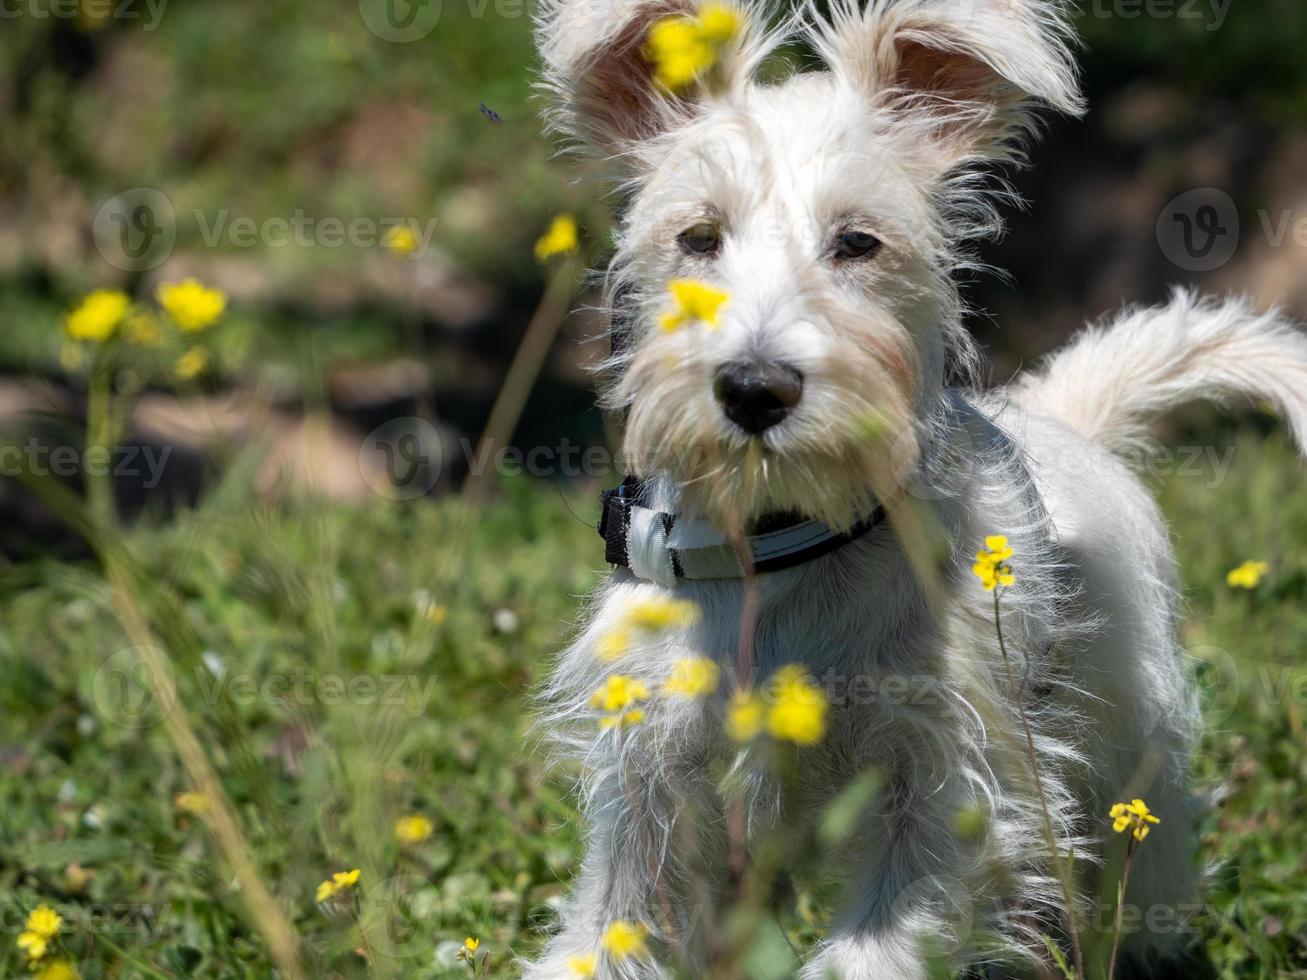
[614,331,921,533]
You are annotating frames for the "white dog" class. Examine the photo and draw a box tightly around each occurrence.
[525,0,1307,976]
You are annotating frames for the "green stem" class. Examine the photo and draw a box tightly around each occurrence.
[993,589,1086,979]
[464,257,578,503]
[1105,839,1136,980]
[85,351,117,528]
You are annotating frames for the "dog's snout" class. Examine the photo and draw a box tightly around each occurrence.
[713,361,804,435]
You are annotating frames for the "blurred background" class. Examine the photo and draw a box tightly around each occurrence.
[1,1,1305,977]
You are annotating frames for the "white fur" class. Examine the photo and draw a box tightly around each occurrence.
[524,1,1307,976]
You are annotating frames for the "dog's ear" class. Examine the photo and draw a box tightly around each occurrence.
[536,0,752,163]
[814,0,1084,169]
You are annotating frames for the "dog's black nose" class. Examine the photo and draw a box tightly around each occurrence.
[713,361,804,435]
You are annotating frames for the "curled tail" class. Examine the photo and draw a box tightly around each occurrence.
[1016,288,1307,458]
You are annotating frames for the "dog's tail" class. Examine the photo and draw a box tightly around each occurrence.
[1015,288,1307,459]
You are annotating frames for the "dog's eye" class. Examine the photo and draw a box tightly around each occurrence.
[834,230,881,261]
[677,223,722,256]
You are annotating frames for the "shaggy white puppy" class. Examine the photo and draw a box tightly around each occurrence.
[524,1,1307,976]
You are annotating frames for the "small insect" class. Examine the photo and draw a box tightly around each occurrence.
[479,102,504,124]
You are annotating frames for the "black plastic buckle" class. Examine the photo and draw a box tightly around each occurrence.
[597,477,644,567]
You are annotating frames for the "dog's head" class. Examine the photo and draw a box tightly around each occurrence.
[538,0,1082,530]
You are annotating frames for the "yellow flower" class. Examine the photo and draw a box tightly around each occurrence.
[599,709,647,729]
[591,675,651,728]
[726,688,764,741]
[623,597,700,631]
[17,905,62,962]
[384,225,420,256]
[315,868,361,903]
[645,2,743,91]
[25,906,62,939]
[972,534,1016,592]
[174,347,209,380]
[457,936,480,961]
[659,279,730,332]
[394,814,434,845]
[697,2,743,43]
[17,932,49,961]
[590,675,651,713]
[663,657,720,697]
[601,921,648,960]
[35,961,80,980]
[65,289,130,342]
[174,791,209,816]
[567,952,598,977]
[1226,560,1270,589]
[1109,798,1161,842]
[157,279,227,332]
[534,214,579,262]
[765,665,828,746]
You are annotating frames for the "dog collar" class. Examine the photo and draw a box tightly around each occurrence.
[598,477,888,584]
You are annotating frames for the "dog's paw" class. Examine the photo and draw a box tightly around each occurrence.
[518,949,672,980]
[800,937,928,980]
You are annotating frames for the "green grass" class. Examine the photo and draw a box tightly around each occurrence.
[0,428,1304,978]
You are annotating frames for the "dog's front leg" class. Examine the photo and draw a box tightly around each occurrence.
[523,761,722,980]
[800,772,981,980]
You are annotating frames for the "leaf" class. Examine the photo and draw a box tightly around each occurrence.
[1039,934,1077,980]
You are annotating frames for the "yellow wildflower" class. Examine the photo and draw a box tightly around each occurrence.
[601,921,648,960]
[157,279,227,332]
[534,214,579,262]
[383,225,420,256]
[1109,799,1160,842]
[567,952,598,977]
[17,932,49,962]
[590,675,651,713]
[17,905,62,962]
[1226,560,1270,589]
[765,665,828,746]
[315,868,361,903]
[663,657,720,697]
[35,961,80,980]
[726,687,765,741]
[174,348,209,380]
[394,814,434,845]
[595,628,632,662]
[457,936,480,962]
[698,2,743,43]
[972,534,1015,592]
[65,289,129,342]
[659,279,730,332]
[174,791,209,816]
[601,709,647,729]
[645,2,743,91]
[623,597,700,631]
[591,675,651,729]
